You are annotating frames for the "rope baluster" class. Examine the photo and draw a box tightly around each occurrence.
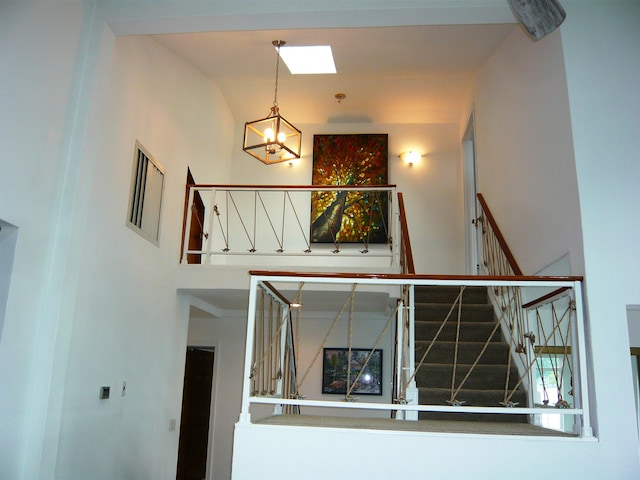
[256,191,284,252]
[297,284,358,389]
[212,205,229,251]
[227,191,256,252]
[285,192,312,252]
[448,289,464,405]
[406,287,466,388]
[503,304,572,406]
[345,301,400,399]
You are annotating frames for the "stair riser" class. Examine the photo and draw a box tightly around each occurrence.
[415,322,501,343]
[415,366,522,390]
[418,412,528,423]
[414,286,488,305]
[415,342,511,365]
[418,388,527,409]
[414,304,496,323]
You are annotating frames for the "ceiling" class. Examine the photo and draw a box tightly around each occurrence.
[158,23,518,314]
[151,24,517,126]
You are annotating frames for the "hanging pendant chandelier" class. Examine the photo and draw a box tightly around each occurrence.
[243,40,302,165]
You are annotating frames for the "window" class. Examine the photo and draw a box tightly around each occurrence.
[127,142,165,244]
[533,353,573,432]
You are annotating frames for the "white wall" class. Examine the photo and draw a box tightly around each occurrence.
[51,33,235,479]
[560,0,640,465]
[4,0,639,479]
[470,26,584,276]
[0,2,86,478]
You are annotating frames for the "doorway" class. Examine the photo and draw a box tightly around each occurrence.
[462,108,479,275]
[182,168,205,264]
[177,347,215,480]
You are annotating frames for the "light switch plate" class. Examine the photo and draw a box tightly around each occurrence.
[100,386,110,399]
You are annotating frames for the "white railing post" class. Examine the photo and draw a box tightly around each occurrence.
[394,296,404,419]
[273,306,290,415]
[238,275,260,423]
[572,281,593,437]
[392,189,400,268]
[204,187,217,263]
[405,284,418,420]
[524,306,540,426]
[181,185,196,264]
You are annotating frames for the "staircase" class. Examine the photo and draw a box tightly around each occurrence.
[413,285,527,423]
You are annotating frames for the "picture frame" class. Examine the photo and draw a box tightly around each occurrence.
[310,134,389,244]
[322,348,383,395]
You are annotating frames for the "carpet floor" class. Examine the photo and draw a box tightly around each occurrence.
[255,414,578,437]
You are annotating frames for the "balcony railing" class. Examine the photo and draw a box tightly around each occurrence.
[180,184,401,266]
[239,271,592,438]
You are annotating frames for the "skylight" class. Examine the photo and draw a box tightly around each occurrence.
[278,45,337,75]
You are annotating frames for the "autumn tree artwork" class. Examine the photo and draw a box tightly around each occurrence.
[311,134,389,244]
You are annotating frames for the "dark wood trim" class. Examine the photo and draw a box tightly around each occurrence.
[476,193,523,276]
[522,287,572,309]
[630,347,640,356]
[397,192,415,274]
[186,183,396,190]
[262,281,293,306]
[249,270,583,282]
[180,183,192,262]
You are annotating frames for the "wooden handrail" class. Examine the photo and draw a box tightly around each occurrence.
[397,192,415,274]
[186,183,396,190]
[476,193,523,276]
[522,286,572,310]
[262,281,293,306]
[249,270,583,282]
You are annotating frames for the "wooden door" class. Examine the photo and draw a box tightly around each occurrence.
[182,168,205,264]
[176,347,215,480]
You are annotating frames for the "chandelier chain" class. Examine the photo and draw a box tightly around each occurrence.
[272,40,283,112]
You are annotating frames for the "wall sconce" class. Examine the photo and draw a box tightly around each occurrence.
[399,151,422,166]
[285,157,301,167]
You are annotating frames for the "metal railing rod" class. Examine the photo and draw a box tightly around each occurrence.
[248,396,584,416]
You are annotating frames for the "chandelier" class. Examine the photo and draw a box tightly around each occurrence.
[243,40,302,165]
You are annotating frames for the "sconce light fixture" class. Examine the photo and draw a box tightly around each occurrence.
[243,40,302,165]
[399,151,422,166]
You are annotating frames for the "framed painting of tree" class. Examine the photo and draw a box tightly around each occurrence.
[311,134,388,244]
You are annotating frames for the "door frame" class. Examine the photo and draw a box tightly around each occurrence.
[462,107,479,275]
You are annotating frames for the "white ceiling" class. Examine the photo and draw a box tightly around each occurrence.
[151,24,517,126]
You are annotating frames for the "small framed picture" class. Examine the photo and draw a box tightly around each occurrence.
[322,348,383,395]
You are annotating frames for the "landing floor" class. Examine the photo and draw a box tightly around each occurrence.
[255,414,578,437]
